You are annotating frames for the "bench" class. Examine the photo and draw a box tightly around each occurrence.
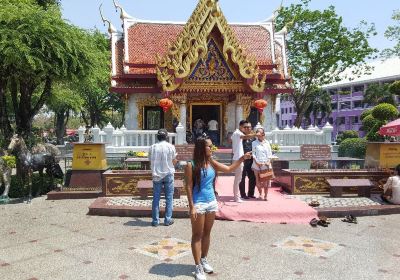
[326,179,373,197]
[136,179,184,199]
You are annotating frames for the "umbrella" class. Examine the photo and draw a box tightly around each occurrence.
[379,118,400,136]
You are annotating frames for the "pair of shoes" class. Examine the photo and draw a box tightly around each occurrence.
[309,218,318,227]
[200,257,214,274]
[308,200,320,207]
[241,196,250,199]
[234,198,243,203]
[151,222,158,227]
[263,196,268,201]
[195,264,206,280]
[342,215,357,224]
[164,219,174,226]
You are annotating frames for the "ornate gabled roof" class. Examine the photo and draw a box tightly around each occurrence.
[155,0,270,93]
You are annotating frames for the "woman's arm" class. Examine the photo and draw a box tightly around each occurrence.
[185,162,195,211]
[210,152,251,173]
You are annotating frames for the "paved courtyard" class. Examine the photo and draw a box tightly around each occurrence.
[1,197,399,280]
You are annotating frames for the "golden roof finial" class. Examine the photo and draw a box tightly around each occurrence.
[113,0,133,20]
[99,4,117,34]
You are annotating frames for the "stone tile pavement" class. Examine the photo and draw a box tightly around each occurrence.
[1,196,400,279]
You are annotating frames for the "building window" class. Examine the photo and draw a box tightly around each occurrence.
[353,85,364,93]
[289,120,292,126]
[329,117,334,124]
[329,89,338,95]
[340,102,351,110]
[144,106,164,130]
[353,101,362,109]
[331,103,338,110]
[289,107,292,113]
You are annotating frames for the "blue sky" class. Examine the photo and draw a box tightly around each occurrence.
[61,0,398,52]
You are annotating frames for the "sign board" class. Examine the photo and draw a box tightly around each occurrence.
[379,143,400,168]
[72,143,107,170]
[300,144,331,160]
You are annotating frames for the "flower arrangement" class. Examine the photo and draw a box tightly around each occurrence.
[271,144,280,154]
[1,155,16,168]
[126,151,148,158]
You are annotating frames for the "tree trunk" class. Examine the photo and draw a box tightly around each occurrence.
[55,111,66,145]
[0,79,13,146]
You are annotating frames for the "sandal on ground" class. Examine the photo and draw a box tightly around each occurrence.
[342,215,357,224]
[317,219,328,227]
[319,215,331,224]
[309,218,318,227]
[308,200,320,207]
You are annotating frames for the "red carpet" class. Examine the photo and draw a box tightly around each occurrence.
[215,177,318,224]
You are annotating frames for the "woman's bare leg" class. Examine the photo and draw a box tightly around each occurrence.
[253,170,262,198]
[201,212,216,258]
[191,214,205,264]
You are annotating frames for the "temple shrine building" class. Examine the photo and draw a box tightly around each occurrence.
[107,0,292,145]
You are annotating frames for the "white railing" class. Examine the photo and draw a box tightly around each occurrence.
[255,122,333,146]
[77,122,185,151]
[77,122,332,152]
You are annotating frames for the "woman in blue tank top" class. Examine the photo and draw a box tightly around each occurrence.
[186,135,251,280]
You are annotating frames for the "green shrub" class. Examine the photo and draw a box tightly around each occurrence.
[360,109,372,121]
[371,103,399,121]
[0,174,62,198]
[366,121,385,142]
[338,138,367,159]
[336,130,358,145]
[389,80,400,95]
[361,114,379,132]
[1,155,16,168]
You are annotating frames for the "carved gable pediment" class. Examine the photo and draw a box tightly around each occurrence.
[189,39,235,82]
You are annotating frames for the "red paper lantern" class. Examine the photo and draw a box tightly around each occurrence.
[254,99,267,114]
[159,98,173,112]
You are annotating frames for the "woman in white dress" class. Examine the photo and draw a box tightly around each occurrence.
[251,128,273,200]
[383,164,400,205]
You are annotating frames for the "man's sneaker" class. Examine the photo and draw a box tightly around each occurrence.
[195,264,206,280]
[200,257,213,274]
[234,197,243,203]
[164,219,174,226]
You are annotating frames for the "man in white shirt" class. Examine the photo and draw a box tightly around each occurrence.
[148,129,178,226]
[231,120,256,202]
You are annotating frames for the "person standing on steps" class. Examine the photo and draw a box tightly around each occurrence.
[231,120,256,203]
[239,122,256,199]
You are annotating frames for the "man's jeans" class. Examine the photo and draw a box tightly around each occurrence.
[152,174,174,225]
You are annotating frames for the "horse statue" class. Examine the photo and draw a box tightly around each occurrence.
[0,149,12,202]
[8,135,64,202]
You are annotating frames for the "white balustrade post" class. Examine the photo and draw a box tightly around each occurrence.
[91,125,100,143]
[254,122,263,131]
[78,126,85,143]
[322,122,334,145]
[103,122,115,147]
[176,123,185,145]
[120,125,127,146]
[179,104,187,132]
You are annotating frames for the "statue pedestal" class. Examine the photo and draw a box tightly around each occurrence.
[68,143,107,190]
[365,142,400,169]
[48,143,107,200]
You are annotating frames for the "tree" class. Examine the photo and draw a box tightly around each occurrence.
[276,0,377,127]
[0,0,95,144]
[303,89,332,126]
[47,82,84,144]
[363,83,397,106]
[362,103,399,141]
[382,10,400,58]
[78,31,124,128]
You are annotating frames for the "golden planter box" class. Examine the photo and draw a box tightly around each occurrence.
[72,143,108,170]
[365,142,400,169]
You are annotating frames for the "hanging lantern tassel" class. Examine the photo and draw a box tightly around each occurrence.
[159,98,173,112]
[254,99,267,114]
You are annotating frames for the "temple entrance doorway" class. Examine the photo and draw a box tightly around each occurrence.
[190,104,222,145]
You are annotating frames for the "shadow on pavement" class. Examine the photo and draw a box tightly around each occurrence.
[123,217,153,227]
[149,263,193,278]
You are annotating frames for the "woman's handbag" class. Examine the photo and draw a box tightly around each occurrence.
[259,168,274,181]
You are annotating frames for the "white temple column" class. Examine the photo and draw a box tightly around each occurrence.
[179,104,186,132]
[236,104,243,128]
[263,95,274,132]
[125,95,139,130]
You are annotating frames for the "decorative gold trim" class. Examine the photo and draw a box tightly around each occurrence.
[136,96,160,129]
[155,0,268,93]
[241,95,253,120]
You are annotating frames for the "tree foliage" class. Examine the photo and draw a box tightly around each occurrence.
[275,0,377,127]
[336,130,358,145]
[363,83,397,106]
[382,10,400,58]
[0,0,98,144]
[303,89,332,126]
[338,138,367,159]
